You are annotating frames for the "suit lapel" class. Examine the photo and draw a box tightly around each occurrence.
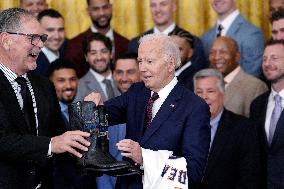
[28,73,50,135]
[271,109,284,147]
[257,92,270,149]
[85,71,107,101]
[227,14,244,36]
[140,83,183,145]
[0,71,30,134]
[205,110,233,176]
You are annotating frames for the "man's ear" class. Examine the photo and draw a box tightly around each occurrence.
[168,57,176,72]
[187,48,194,61]
[0,33,12,50]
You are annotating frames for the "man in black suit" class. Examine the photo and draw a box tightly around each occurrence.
[0,8,90,189]
[250,39,284,189]
[127,0,207,71]
[194,68,261,189]
[33,9,68,76]
[170,29,197,91]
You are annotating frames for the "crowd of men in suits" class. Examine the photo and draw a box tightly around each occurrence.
[1,0,284,188]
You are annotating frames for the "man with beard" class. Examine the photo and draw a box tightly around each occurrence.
[75,33,120,102]
[65,0,129,78]
[270,0,284,19]
[250,40,284,189]
[47,59,96,189]
[33,9,68,76]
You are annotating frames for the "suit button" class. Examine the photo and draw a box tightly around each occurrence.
[30,170,36,176]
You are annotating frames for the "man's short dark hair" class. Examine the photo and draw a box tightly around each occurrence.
[113,52,138,70]
[86,0,110,6]
[271,9,284,23]
[82,32,112,55]
[169,29,194,49]
[47,59,77,78]
[265,39,284,49]
[37,8,63,21]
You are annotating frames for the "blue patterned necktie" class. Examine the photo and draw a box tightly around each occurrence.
[268,94,282,145]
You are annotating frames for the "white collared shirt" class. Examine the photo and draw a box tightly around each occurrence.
[91,25,114,41]
[265,89,284,140]
[41,47,60,63]
[152,77,178,119]
[175,61,192,76]
[89,69,114,99]
[217,9,240,36]
[153,22,176,35]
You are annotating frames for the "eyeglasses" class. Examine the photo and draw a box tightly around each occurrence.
[5,32,48,46]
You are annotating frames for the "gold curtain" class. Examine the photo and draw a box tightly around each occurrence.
[0,0,270,40]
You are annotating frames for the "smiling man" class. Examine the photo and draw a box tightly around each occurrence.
[193,68,261,189]
[209,36,267,117]
[32,9,67,76]
[0,8,90,188]
[113,52,140,93]
[75,32,120,102]
[202,0,264,77]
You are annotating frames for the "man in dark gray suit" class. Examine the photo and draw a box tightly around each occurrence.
[250,39,284,188]
[75,33,120,102]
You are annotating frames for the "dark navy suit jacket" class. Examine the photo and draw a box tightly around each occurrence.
[105,82,211,189]
[32,39,68,76]
[250,91,284,189]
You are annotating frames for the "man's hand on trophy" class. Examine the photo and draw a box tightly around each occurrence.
[84,92,104,106]
[117,139,143,165]
[51,131,91,158]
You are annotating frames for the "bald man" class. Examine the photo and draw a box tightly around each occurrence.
[270,0,284,19]
[19,0,48,16]
[209,36,268,117]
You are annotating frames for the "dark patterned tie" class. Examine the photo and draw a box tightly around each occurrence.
[268,94,282,145]
[103,79,115,99]
[216,24,223,37]
[15,77,37,135]
[145,92,159,128]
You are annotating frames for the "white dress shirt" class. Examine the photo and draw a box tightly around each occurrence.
[41,47,59,63]
[217,9,240,36]
[153,22,176,35]
[152,77,178,120]
[90,69,114,99]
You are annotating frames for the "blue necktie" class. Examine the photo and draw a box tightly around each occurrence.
[268,94,282,145]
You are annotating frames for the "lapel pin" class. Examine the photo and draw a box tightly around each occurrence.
[170,104,175,108]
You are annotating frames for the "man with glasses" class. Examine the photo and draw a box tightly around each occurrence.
[0,8,91,189]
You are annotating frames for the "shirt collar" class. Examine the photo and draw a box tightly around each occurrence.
[153,22,176,35]
[210,108,224,127]
[154,76,178,104]
[217,9,239,35]
[175,61,192,76]
[41,47,59,63]
[0,63,27,82]
[90,25,114,41]
[89,69,112,82]
[59,101,68,112]
[224,66,241,87]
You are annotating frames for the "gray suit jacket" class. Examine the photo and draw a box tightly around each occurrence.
[225,69,268,117]
[201,14,264,76]
[75,70,120,102]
